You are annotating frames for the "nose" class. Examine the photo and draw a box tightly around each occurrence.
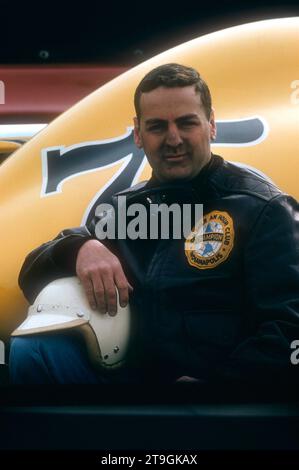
[165,124,183,146]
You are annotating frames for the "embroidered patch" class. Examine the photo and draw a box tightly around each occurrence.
[185,210,234,269]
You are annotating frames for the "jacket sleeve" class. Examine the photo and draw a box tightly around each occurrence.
[214,194,299,387]
[18,226,94,303]
[18,196,122,303]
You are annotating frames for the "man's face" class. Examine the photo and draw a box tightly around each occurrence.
[134,85,216,182]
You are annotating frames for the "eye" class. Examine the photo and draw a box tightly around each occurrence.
[147,123,166,133]
[179,120,198,128]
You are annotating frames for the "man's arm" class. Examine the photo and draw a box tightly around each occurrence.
[19,226,92,303]
[214,195,299,387]
[19,212,132,313]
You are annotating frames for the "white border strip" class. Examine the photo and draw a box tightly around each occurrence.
[40,127,134,197]
[0,123,47,138]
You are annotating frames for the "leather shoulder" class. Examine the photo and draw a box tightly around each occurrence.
[209,159,282,201]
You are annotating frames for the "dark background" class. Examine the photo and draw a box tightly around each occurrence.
[0,0,298,65]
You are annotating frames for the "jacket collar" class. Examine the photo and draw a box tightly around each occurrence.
[114,154,223,204]
[145,153,223,193]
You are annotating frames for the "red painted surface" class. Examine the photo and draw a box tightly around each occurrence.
[0,65,128,123]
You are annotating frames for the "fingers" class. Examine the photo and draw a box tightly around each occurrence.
[76,240,133,316]
[102,272,118,316]
[90,275,106,313]
[81,270,118,315]
[80,276,98,311]
[81,269,132,316]
[128,282,134,293]
[114,271,132,309]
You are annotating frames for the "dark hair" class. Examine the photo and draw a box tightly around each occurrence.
[134,63,212,120]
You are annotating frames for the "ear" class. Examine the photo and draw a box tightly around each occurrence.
[133,117,143,148]
[209,109,217,141]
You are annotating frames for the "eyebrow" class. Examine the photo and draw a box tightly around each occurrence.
[145,113,199,125]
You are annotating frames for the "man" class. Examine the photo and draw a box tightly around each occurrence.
[10,63,299,387]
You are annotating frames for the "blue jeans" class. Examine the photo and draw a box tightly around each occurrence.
[9,331,143,385]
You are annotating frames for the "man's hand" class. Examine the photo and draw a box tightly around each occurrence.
[76,239,133,316]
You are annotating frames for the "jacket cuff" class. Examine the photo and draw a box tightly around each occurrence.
[52,234,93,272]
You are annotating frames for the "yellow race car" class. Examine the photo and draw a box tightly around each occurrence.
[0,17,298,339]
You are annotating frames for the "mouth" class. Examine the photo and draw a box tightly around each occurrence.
[164,153,188,162]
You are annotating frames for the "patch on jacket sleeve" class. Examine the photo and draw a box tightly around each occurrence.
[185,210,234,269]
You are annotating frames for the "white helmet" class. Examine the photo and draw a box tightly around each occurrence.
[12,277,131,369]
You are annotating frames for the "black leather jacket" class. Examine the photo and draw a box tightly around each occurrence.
[19,155,299,386]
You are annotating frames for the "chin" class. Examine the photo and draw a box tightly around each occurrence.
[162,170,193,182]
